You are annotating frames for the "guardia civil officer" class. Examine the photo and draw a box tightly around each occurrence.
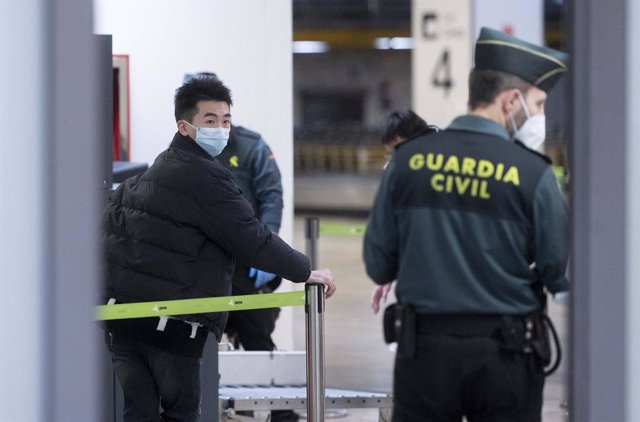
[103,76,336,422]
[216,125,286,349]
[363,27,569,422]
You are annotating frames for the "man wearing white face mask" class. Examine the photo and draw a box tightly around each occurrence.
[510,90,547,152]
[103,77,337,422]
[364,27,569,421]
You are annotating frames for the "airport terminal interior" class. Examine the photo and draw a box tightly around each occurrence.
[14,0,640,420]
[108,1,572,421]
[215,2,571,420]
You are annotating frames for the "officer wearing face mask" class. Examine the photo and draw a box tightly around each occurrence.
[103,76,337,422]
[363,27,569,422]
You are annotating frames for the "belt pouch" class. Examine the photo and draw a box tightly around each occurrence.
[498,315,526,352]
[383,303,398,343]
[396,304,416,361]
[530,316,551,365]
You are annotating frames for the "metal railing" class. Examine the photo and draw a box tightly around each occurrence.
[305,283,325,422]
[305,216,325,422]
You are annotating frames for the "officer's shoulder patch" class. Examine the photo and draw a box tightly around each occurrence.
[235,126,261,140]
[513,140,552,164]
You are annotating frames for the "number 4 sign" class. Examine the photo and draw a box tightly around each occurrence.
[432,49,453,93]
[411,0,544,128]
[412,0,473,128]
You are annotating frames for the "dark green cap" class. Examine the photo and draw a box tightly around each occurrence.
[474,27,569,92]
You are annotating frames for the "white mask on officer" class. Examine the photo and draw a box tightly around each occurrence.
[184,121,230,157]
[508,91,546,153]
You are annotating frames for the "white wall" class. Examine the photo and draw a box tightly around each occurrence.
[94,0,298,349]
[473,0,543,44]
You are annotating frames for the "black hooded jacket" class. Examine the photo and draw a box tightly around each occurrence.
[103,132,310,355]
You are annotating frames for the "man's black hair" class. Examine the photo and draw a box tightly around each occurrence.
[468,68,532,110]
[381,109,428,144]
[174,77,233,122]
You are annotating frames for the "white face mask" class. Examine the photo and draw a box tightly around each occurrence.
[508,91,547,152]
[184,121,230,157]
[515,114,546,152]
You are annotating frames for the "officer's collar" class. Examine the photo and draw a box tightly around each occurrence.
[447,115,510,140]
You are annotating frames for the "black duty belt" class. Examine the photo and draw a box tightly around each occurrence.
[416,314,517,337]
[409,311,560,377]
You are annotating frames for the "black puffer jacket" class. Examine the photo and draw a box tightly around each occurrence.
[103,132,310,343]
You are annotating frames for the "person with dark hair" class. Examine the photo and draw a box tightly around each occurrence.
[381,109,439,154]
[372,110,439,312]
[184,72,285,351]
[183,72,296,422]
[218,124,286,344]
[103,76,336,422]
[364,27,569,421]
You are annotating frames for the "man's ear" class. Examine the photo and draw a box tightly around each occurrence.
[500,89,520,115]
[177,120,190,136]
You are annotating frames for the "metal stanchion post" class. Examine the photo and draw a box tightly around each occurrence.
[305,283,325,422]
[305,217,324,421]
[305,217,320,269]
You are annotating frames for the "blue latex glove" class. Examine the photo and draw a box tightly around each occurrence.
[553,291,569,306]
[248,267,276,289]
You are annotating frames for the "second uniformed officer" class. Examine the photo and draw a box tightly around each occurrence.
[216,125,285,350]
[218,124,301,422]
[363,28,570,422]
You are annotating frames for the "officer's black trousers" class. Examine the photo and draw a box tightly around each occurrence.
[393,333,544,422]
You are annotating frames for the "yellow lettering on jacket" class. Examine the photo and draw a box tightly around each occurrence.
[426,153,443,171]
[502,166,520,186]
[477,160,494,178]
[428,174,492,199]
[443,155,460,173]
[461,158,476,176]
[455,176,471,194]
[409,153,518,199]
[409,154,424,170]
[495,163,504,180]
[431,173,445,191]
